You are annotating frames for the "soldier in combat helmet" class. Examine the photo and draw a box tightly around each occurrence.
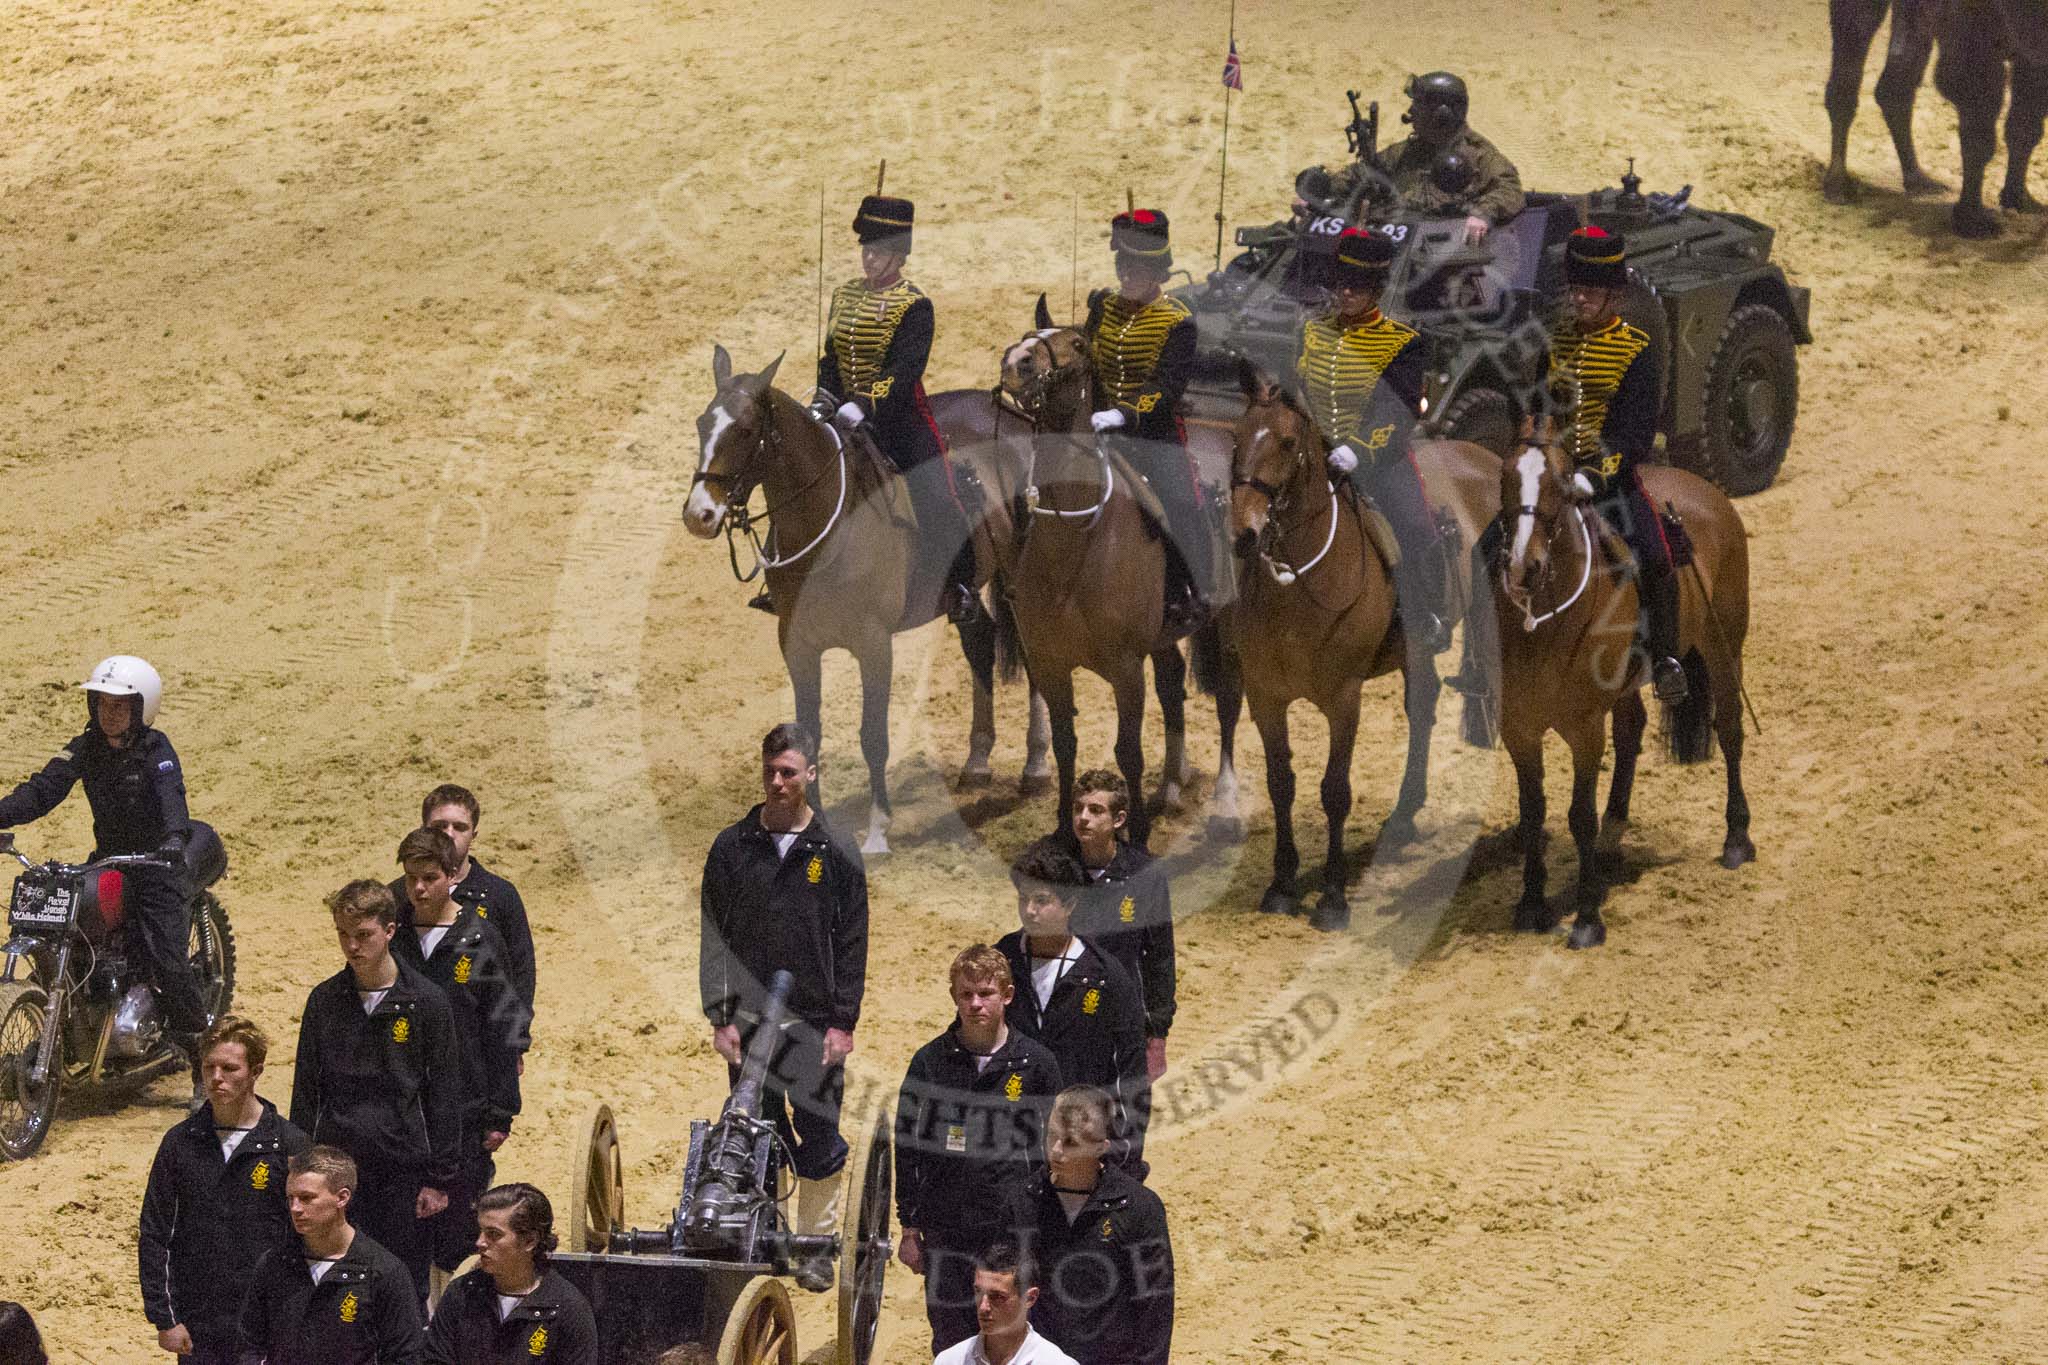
[1326,71,1525,243]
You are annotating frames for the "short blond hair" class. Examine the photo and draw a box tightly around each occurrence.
[288,1145,359,1197]
[949,944,1013,992]
[325,879,397,928]
[199,1014,269,1071]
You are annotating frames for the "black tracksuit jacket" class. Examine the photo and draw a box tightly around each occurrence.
[391,904,526,1142]
[1005,1167,1175,1365]
[422,1267,597,1365]
[289,958,464,1190]
[996,932,1147,1162]
[0,725,191,855]
[1062,836,1178,1040]
[138,1098,312,1337]
[237,1230,423,1365]
[895,1024,1063,1237]
[390,860,535,1016]
[699,807,868,1032]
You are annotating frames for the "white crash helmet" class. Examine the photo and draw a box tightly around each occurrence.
[79,655,164,729]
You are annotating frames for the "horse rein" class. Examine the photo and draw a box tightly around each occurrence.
[694,387,850,580]
[1232,441,1338,586]
[993,330,1112,526]
[1501,470,1594,632]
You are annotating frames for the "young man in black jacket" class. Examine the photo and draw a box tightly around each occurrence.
[238,1146,424,1365]
[1062,769,1176,1082]
[390,828,528,1299]
[895,944,1063,1355]
[699,723,868,1292]
[997,841,1149,1176]
[291,880,465,1300]
[389,785,537,1021]
[139,1015,312,1364]
[1006,1088,1174,1365]
[424,1183,596,1365]
[0,655,212,1073]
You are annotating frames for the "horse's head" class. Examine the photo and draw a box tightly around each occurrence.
[997,294,1092,428]
[1229,357,1322,560]
[1498,410,1573,616]
[685,344,784,538]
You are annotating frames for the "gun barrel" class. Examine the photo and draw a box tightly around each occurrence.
[727,969,794,1119]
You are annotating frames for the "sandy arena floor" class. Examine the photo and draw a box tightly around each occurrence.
[2,0,2046,1360]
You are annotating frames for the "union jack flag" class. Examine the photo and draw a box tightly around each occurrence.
[1222,37,1243,91]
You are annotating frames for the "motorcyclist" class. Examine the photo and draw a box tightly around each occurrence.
[0,656,212,1086]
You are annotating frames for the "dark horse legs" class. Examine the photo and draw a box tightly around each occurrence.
[1826,0,1942,201]
[1938,20,2010,235]
[2003,61,2048,212]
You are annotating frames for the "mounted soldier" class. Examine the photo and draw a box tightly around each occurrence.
[1084,207,1216,635]
[1297,226,1450,652]
[1547,225,1687,704]
[793,187,978,624]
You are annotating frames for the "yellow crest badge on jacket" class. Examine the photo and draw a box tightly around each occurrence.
[1118,895,1135,924]
[528,1325,548,1356]
[391,1016,410,1044]
[806,855,823,885]
[1003,1072,1023,1102]
[339,1291,359,1324]
[453,955,473,985]
[1100,1217,1115,1242]
[1082,988,1100,1016]
[250,1160,270,1191]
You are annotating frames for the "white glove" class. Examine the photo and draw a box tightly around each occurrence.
[1327,443,1359,474]
[1090,408,1127,434]
[1571,470,1597,498]
[835,401,866,429]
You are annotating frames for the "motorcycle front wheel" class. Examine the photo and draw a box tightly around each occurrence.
[0,982,60,1160]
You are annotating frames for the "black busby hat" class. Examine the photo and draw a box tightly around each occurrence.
[1565,225,1627,288]
[853,195,914,250]
[1330,225,1396,289]
[1110,208,1172,264]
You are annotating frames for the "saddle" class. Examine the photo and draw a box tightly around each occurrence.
[1107,447,1239,613]
[1585,497,1695,579]
[1358,495,1471,623]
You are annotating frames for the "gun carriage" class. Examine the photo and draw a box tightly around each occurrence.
[554,971,892,1365]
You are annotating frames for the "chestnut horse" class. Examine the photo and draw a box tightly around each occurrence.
[1219,367,1501,930]
[684,345,1010,854]
[925,298,1231,849]
[1459,424,1755,947]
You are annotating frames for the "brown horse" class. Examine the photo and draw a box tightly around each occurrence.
[926,299,1230,849]
[1218,368,1501,929]
[1824,0,1945,203]
[1933,0,2048,235]
[684,345,1008,853]
[1459,425,1755,948]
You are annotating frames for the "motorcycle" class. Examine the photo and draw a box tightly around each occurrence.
[0,825,235,1159]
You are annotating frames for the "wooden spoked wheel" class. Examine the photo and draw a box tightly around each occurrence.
[715,1276,797,1365]
[566,1102,624,1253]
[835,1107,893,1365]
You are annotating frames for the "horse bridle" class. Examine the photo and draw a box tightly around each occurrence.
[690,384,776,510]
[1497,453,1593,629]
[996,330,1091,430]
[693,384,848,580]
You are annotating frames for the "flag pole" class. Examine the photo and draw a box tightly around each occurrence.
[1213,0,1237,273]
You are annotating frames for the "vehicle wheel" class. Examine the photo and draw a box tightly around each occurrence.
[0,982,60,1160]
[566,1102,624,1252]
[835,1108,892,1365]
[189,893,236,1020]
[1694,303,1797,496]
[716,1276,796,1365]
[1439,385,1517,455]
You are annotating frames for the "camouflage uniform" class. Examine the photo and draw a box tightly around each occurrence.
[1326,125,1526,224]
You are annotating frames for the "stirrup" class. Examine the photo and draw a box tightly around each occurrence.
[747,589,775,614]
[1651,657,1688,703]
[944,583,982,625]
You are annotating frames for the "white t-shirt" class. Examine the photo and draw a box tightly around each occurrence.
[358,987,391,1016]
[218,1126,252,1161]
[496,1293,525,1321]
[772,831,799,860]
[932,1326,1080,1365]
[1028,942,1080,1012]
[1056,1188,1091,1223]
[415,924,452,958]
[307,1258,340,1285]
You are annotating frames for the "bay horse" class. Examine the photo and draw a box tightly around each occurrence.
[927,297,1230,849]
[1824,0,1945,204]
[1220,366,1501,930]
[684,345,1009,854]
[1933,0,2048,236]
[1458,421,1755,948]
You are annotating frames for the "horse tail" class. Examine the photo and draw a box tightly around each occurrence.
[1661,648,1716,765]
[991,578,1027,685]
[1189,619,1226,697]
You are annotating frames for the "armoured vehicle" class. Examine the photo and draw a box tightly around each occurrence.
[1177,96,1812,495]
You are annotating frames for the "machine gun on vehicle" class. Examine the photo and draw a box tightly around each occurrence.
[554,970,893,1365]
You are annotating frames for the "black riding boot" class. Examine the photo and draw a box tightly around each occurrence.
[902,458,977,622]
[1642,565,1688,703]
